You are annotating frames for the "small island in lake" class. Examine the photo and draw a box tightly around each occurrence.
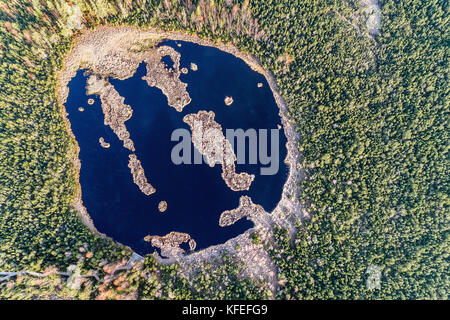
[190,62,198,71]
[144,231,193,258]
[128,154,156,196]
[224,96,234,106]
[183,110,255,191]
[141,46,191,112]
[98,137,110,148]
[158,201,167,212]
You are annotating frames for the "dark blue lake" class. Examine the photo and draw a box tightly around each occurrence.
[65,40,288,255]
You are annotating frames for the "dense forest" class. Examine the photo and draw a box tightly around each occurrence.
[0,0,448,299]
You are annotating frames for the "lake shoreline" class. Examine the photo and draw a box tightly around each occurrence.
[56,26,303,292]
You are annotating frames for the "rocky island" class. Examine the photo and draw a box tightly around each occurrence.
[98,137,110,149]
[128,154,156,196]
[141,46,191,112]
[158,201,167,212]
[183,111,255,191]
[224,96,234,106]
[190,62,198,71]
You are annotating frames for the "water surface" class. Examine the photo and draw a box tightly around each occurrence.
[65,40,288,255]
